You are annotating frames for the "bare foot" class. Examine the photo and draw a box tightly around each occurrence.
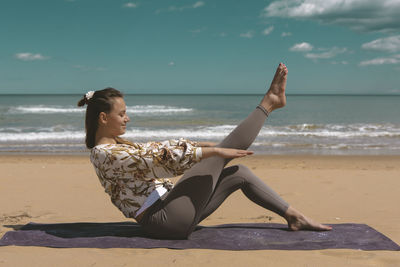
[261,63,288,113]
[284,206,332,231]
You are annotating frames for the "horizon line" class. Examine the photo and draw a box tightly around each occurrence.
[0,93,400,96]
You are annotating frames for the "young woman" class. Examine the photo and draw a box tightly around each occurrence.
[78,63,331,239]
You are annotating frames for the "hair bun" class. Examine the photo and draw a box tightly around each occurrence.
[77,90,95,107]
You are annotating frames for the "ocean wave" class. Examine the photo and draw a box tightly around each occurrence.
[260,123,400,138]
[0,125,76,133]
[120,124,400,139]
[1,123,400,142]
[0,131,84,142]
[126,105,193,114]
[8,105,83,114]
[7,105,193,115]
[254,142,400,152]
[0,143,84,148]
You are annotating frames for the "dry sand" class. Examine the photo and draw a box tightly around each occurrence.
[0,154,399,266]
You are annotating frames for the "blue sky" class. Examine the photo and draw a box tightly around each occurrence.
[1,0,400,94]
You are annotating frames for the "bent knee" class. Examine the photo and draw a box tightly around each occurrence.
[221,164,252,178]
[234,164,252,175]
[230,164,259,185]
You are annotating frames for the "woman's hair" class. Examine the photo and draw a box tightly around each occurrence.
[77,87,133,149]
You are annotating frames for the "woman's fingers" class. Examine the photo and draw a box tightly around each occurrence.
[239,150,253,154]
[236,149,253,157]
[216,148,254,158]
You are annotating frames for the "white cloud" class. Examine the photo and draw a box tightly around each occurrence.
[290,42,313,52]
[168,61,175,66]
[362,35,400,53]
[15,53,49,61]
[331,60,348,65]
[262,26,274,35]
[219,32,228,37]
[193,1,204,8]
[123,3,137,8]
[281,32,292,37]
[263,0,400,33]
[156,1,205,14]
[240,31,254,38]
[305,47,347,59]
[359,54,400,66]
[290,44,348,60]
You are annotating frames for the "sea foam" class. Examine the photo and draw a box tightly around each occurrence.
[7,105,193,115]
[1,123,399,142]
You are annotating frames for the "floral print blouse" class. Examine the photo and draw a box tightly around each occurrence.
[90,138,202,219]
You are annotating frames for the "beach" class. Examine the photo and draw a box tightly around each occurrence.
[3,0,400,265]
[1,154,399,266]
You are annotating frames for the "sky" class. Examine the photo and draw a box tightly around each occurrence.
[1,0,400,95]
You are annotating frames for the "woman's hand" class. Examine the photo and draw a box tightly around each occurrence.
[216,147,254,158]
[201,147,253,159]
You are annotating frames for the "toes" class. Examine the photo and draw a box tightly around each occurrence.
[313,223,332,231]
[280,70,288,83]
[281,66,288,79]
[278,63,288,76]
[272,63,288,85]
[282,64,288,74]
[275,64,283,74]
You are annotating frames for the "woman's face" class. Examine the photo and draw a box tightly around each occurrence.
[103,97,130,137]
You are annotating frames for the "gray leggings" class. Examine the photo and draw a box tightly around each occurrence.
[138,106,289,239]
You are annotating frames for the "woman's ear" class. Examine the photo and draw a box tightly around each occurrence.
[98,112,108,125]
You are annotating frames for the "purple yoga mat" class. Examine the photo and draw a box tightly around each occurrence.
[0,222,399,250]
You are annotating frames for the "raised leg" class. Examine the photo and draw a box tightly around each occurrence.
[174,63,289,189]
[216,64,287,147]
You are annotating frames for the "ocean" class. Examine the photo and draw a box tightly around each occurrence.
[0,94,399,155]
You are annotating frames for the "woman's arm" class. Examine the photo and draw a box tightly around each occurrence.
[197,141,218,147]
[201,147,253,159]
[96,140,203,179]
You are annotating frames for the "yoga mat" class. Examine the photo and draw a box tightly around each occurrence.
[1,222,399,251]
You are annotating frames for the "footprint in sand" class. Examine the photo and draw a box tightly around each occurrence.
[0,211,52,224]
[0,212,32,224]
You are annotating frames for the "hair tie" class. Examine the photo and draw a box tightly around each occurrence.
[85,91,95,103]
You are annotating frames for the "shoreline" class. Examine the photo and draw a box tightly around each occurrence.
[1,151,400,156]
[1,153,400,163]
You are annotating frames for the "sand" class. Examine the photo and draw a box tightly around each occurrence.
[0,154,399,266]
